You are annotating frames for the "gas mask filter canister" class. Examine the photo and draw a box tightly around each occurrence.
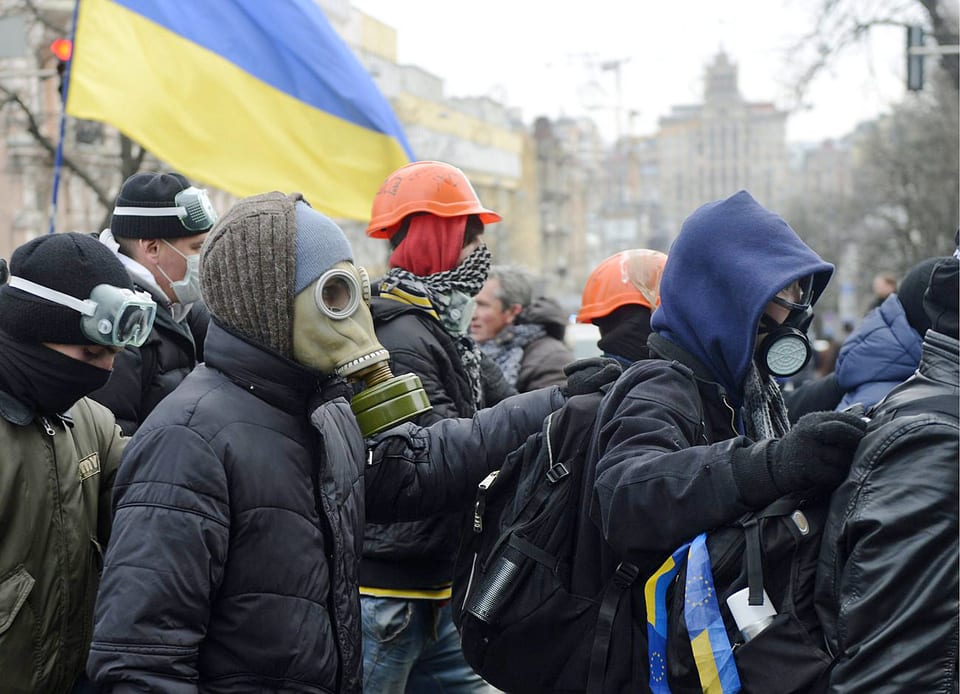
[292,263,431,436]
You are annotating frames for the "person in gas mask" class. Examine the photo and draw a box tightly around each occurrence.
[360,161,514,692]
[86,192,598,693]
[0,232,156,693]
[578,191,869,691]
[90,171,217,434]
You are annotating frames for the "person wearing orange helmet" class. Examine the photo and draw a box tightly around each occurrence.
[360,160,508,692]
[577,248,668,367]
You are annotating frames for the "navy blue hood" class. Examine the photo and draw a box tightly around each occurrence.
[651,190,833,405]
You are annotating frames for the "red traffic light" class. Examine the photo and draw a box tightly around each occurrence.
[50,38,73,62]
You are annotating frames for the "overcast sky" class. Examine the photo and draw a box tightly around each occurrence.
[351,0,918,144]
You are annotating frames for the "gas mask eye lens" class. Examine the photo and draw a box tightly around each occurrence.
[314,268,361,319]
[322,277,352,313]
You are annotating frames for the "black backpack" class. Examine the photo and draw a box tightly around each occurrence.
[452,386,638,693]
[653,494,833,694]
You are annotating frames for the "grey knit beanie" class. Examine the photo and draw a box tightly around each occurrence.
[200,192,354,357]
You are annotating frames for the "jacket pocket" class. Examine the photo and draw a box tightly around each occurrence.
[0,565,35,636]
[734,613,832,693]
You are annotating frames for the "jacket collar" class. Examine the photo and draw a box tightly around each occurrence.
[203,320,322,414]
[919,330,960,384]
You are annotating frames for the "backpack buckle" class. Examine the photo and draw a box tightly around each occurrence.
[545,462,569,484]
[612,561,639,588]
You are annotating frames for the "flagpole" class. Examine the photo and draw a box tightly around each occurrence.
[48,0,82,235]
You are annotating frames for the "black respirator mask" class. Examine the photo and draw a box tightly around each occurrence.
[756,276,816,378]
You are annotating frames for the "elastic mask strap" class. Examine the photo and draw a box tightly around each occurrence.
[8,276,95,316]
[113,205,186,218]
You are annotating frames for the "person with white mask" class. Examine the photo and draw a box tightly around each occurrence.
[90,171,217,434]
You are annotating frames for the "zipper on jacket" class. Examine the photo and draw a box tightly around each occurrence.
[720,394,737,435]
[41,415,71,689]
[40,415,56,436]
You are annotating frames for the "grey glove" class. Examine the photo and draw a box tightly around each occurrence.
[733,410,868,506]
[561,357,622,396]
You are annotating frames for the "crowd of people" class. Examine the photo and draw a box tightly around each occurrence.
[0,160,956,694]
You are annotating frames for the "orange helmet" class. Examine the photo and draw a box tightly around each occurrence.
[577,249,668,323]
[365,161,502,239]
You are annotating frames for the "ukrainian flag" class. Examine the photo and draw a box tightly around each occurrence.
[67,0,413,221]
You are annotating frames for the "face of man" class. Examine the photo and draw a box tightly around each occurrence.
[43,343,121,370]
[470,277,523,343]
[139,232,208,303]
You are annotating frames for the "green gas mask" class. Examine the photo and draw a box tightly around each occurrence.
[292,262,431,436]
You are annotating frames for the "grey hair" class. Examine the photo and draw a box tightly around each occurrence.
[489,265,534,309]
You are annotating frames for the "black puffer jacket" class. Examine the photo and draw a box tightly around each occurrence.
[360,297,514,591]
[88,320,561,693]
[88,281,205,435]
[816,329,959,693]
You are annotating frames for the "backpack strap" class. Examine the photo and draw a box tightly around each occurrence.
[743,497,798,605]
[587,561,640,694]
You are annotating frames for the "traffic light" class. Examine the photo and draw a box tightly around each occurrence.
[49,38,72,95]
[906,26,925,92]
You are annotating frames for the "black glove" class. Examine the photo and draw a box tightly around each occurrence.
[733,410,868,506]
[561,357,622,396]
[770,410,868,494]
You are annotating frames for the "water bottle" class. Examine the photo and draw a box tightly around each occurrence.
[726,587,777,641]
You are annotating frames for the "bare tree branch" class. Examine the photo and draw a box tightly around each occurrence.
[0,84,113,209]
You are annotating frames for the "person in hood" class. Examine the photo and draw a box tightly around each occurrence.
[576,248,667,367]
[87,192,594,693]
[817,253,959,692]
[89,171,216,434]
[472,265,574,392]
[579,191,868,691]
[0,232,155,693]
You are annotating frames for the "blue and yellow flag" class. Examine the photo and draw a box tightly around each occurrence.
[67,0,413,221]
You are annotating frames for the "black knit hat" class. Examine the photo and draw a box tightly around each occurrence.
[924,256,959,339]
[0,232,133,345]
[111,172,205,239]
[898,257,944,337]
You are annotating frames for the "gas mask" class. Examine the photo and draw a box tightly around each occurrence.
[438,289,477,336]
[292,261,431,436]
[755,276,816,378]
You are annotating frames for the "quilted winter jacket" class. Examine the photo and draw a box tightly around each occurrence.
[817,329,959,693]
[834,293,922,412]
[88,320,562,693]
[0,391,125,694]
[360,297,514,592]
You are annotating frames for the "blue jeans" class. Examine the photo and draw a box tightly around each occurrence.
[361,596,496,693]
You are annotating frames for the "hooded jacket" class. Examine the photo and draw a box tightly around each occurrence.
[817,329,959,693]
[583,191,833,692]
[87,321,561,693]
[833,293,923,411]
[0,389,125,694]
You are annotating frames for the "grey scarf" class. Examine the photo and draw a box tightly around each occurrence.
[741,363,791,440]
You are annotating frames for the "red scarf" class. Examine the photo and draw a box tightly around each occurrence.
[389,215,467,276]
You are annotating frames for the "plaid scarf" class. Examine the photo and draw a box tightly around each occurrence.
[379,243,491,408]
[479,323,547,388]
[742,363,791,440]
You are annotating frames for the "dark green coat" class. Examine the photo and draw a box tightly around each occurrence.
[0,392,125,693]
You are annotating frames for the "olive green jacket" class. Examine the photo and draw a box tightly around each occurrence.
[0,389,125,694]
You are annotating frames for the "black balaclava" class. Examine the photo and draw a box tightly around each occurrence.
[596,304,654,364]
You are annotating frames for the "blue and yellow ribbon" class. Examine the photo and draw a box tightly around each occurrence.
[645,534,741,694]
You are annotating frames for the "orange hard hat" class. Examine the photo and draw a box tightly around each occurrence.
[577,249,668,323]
[365,161,502,238]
